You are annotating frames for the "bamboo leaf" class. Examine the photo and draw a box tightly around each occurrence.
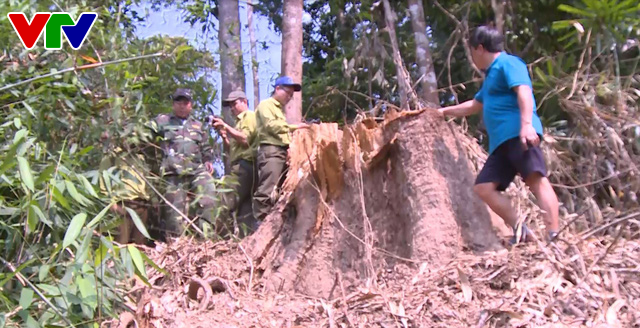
[87,202,114,229]
[558,4,597,17]
[120,246,134,277]
[125,206,151,239]
[127,245,147,279]
[63,213,87,248]
[35,164,56,185]
[94,242,110,268]
[0,137,24,176]
[13,129,28,144]
[535,67,548,85]
[36,284,61,297]
[0,207,19,216]
[65,180,87,205]
[77,276,97,300]
[75,230,93,264]
[77,145,94,157]
[27,204,38,234]
[619,5,640,15]
[30,204,52,227]
[19,287,34,310]
[79,175,99,198]
[38,264,51,282]
[17,156,35,192]
[52,186,71,210]
[22,101,36,117]
[141,251,169,276]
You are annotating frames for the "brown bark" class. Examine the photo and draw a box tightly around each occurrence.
[243,112,503,298]
[491,0,506,34]
[408,0,439,107]
[281,0,303,123]
[247,0,260,109]
[382,0,419,110]
[218,0,245,125]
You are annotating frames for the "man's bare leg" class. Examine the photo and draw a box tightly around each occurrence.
[474,182,519,228]
[525,173,560,239]
[474,182,534,243]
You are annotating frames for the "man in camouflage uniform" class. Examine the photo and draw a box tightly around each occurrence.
[211,90,258,237]
[149,88,216,237]
[253,76,310,221]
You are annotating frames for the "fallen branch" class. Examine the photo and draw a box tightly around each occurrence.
[581,212,640,240]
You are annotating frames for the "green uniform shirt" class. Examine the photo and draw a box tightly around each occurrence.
[148,113,213,176]
[255,97,293,147]
[229,110,257,163]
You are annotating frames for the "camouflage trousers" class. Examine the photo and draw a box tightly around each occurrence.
[253,145,288,222]
[217,159,259,237]
[162,169,216,237]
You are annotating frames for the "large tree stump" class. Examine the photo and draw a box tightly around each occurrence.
[242,109,503,298]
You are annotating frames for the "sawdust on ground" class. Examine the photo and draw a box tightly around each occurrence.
[109,233,640,328]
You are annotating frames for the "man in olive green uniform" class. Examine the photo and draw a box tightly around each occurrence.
[211,90,259,236]
[149,88,216,237]
[253,76,310,221]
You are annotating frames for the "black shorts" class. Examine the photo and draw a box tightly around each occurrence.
[475,137,548,191]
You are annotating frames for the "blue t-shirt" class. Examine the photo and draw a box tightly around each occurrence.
[474,52,543,154]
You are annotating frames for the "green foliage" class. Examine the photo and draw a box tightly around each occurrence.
[0,0,224,326]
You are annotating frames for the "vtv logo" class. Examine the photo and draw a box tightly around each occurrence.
[7,12,98,50]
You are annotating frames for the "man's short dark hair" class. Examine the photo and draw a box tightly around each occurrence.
[469,26,505,53]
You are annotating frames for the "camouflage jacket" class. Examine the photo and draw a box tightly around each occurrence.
[148,113,214,176]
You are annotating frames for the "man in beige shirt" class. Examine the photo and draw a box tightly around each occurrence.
[212,90,258,236]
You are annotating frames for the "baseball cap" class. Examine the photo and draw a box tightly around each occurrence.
[172,88,193,101]
[222,90,247,105]
[274,76,302,92]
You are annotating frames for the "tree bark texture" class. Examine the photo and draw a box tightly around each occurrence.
[218,0,245,124]
[247,0,260,108]
[408,0,439,107]
[382,0,419,110]
[491,0,506,34]
[281,0,304,123]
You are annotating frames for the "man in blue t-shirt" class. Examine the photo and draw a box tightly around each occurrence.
[438,26,559,244]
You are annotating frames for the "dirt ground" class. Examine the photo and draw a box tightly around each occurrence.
[108,110,640,327]
[110,235,640,328]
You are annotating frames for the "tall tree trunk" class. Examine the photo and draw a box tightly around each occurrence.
[382,0,419,110]
[218,0,245,173]
[491,0,505,34]
[281,0,303,123]
[407,0,439,107]
[218,0,245,124]
[247,0,260,109]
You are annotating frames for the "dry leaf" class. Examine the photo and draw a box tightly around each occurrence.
[458,267,473,303]
[606,299,626,326]
[81,55,98,63]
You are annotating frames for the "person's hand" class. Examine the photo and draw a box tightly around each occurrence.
[292,123,311,130]
[219,128,228,139]
[205,161,215,174]
[520,123,540,150]
[212,117,227,130]
[436,107,447,118]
